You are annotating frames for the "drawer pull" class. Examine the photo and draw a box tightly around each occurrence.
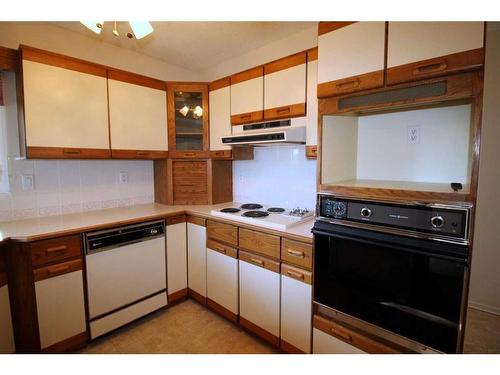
[45,245,68,254]
[215,246,227,254]
[48,265,70,274]
[287,249,305,258]
[183,152,195,157]
[250,258,264,266]
[413,61,447,75]
[136,151,149,156]
[336,79,360,89]
[331,327,353,342]
[277,107,290,114]
[63,149,81,155]
[286,270,304,280]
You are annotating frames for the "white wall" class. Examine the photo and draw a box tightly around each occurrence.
[0,22,200,81]
[233,145,316,209]
[469,24,500,315]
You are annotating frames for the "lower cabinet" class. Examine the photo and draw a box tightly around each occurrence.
[0,277,15,353]
[313,328,366,354]
[187,217,207,301]
[280,265,312,353]
[206,240,238,322]
[166,217,188,302]
[238,251,280,346]
[34,265,86,351]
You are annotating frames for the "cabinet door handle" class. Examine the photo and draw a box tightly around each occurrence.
[45,245,68,254]
[63,149,81,155]
[215,246,227,254]
[413,61,447,75]
[286,270,304,280]
[277,107,290,114]
[287,249,305,258]
[336,78,360,89]
[331,327,353,343]
[250,258,264,266]
[48,265,70,275]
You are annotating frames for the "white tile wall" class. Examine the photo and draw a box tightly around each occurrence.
[233,145,317,209]
[0,159,154,222]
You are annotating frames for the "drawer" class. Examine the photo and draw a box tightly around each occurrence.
[207,239,237,259]
[281,238,312,270]
[210,150,232,159]
[239,250,280,273]
[111,150,169,160]
[239,228,280,259]
[33,258,83,282]
[166,214,186,226]
[281,263,312,285]
[30,235,82,268]
[207,220,238,246]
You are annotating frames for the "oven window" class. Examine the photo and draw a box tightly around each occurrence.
[314,233,465,353]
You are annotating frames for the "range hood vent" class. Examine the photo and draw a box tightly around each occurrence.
[222,125,306,146]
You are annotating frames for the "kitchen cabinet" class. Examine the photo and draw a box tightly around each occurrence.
[166,216,188,303]
[317,22,386,98]
[263,52,306,120]
[280,264,312,353]
[387,22,485,85]
[209,77,231,154]
[230,66,264,125]
[239,228,280,259]
[206,240,238,322]
[187,216,207,303]
[167,83,209,158]
[108,71,168,159]
[281,238,312,270]
[239,251,280,346]
[313,328,366,354]
[0,254,15,353]
[20,46,110,159]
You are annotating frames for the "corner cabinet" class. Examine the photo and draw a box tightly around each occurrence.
[20,46,111,159]
[108,71,168,159]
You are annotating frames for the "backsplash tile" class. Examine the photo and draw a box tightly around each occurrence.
[0,159,154,222]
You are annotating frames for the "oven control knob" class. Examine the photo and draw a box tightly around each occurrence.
[431,216,445,228]
[360,207,372,218]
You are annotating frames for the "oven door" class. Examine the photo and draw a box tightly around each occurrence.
[313,221,468,353]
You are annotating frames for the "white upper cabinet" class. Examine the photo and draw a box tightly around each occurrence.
[108,73,167,154]
[230,66,264,125]
[264,52,307,120]
[21,48,110,157]
[209,78,231,150]
[306,49,318,146]
[317,22,386,97]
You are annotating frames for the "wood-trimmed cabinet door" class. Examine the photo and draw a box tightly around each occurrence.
[21,48,110,159]
[230,66,264,125]
[263,52,307,121]
[209,78,231,153]
[108,73,168,159]
[387,22,485,85]
[0,277,15,353]
[317,22,386,98]
[187,221,207,299]
[166,218,188,301]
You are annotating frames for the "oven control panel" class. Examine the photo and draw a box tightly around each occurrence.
[317,194,471,241]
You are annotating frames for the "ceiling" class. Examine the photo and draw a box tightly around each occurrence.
[53,22,316,73]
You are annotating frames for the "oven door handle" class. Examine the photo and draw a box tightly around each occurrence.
[380,301,458,329]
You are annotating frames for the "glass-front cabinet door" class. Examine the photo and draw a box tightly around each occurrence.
[167,83,209,157]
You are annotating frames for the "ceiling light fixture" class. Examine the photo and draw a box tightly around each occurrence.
[80,21,154,40]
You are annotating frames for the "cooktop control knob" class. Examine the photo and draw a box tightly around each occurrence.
[431,215,445,228]
[360,207,372,218]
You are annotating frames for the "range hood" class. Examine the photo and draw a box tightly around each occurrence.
[221,125,306,146]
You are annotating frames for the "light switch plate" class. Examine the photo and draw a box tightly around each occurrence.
[119,171,128,184]
[21,174,35,191]
[407,126,420,144]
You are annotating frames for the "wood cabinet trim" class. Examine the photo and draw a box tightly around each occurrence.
[318,22,357,36]
[280,338,306,354]
[210,150,232,160]
[317,69,385,98]
[387,48,484,86]
[230,66,263,85]
[231,110,264,126]
[209,76,231,91]
[187,215,206,227]
[0,46,19,71]
[281,238,312,270]
[239,250,280,273]
[305,145,317,159]
[263,103,306,121]
[281,263,312,285]
[307,47,318,62]
[169,151,211,159]
[207,239,238,259]
[29,234,82,269]
[33,258,82,282]
[232,146,254,160]
[167,288,189,305]
[207,298,238,323]
[111,149,168,160]
[41,331,87,354]
[27,146,111,159]
[207,220,238,246]
[107,69,166,91]
[239,316,280,347]
[20,45,107,78]
[166,215,186,226]
[264,51,307,75]
[188,288,207,306]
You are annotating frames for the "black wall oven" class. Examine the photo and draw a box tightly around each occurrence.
[313,194,472,353]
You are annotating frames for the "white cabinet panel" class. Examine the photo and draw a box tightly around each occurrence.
[313,328,366,354]
[0,285,15,353]
[166,222,187,296]
[209,86,231,150]
[23,60,109,149]
[35,270,86,349]
[230,77,263,115]
[187,222,207,297]
[264,64,306,109]
[281,275,312,353]
[108,79,167,151]
[206,248,238,314]
[388,22,485,68]
[239,260,280,337]
[318,22,386,84]
[306,59,318,145]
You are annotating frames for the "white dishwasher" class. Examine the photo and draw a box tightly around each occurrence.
[84,220,167,339]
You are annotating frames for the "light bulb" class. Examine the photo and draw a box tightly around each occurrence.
[179,106,189,117]
[193,106,203,118]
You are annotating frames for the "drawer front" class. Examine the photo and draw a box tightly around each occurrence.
[263,103,306,121]
[239,250,280,273]
[33,258,83,282]
[281,238,312,270]
[281,263,312,285]
[207,220,238,246]
[210,150,232,159]
[30,235,82,268]
[317,70,384,98]
[111,150,168,159]
[166,214,186,226]
[239,228,280,259]
[207,239,238,259]
[230,110,263,126]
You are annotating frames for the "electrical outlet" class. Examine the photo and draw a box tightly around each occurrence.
[407,126,420,144]
[21,174,35,191]
[119,171,128,184]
